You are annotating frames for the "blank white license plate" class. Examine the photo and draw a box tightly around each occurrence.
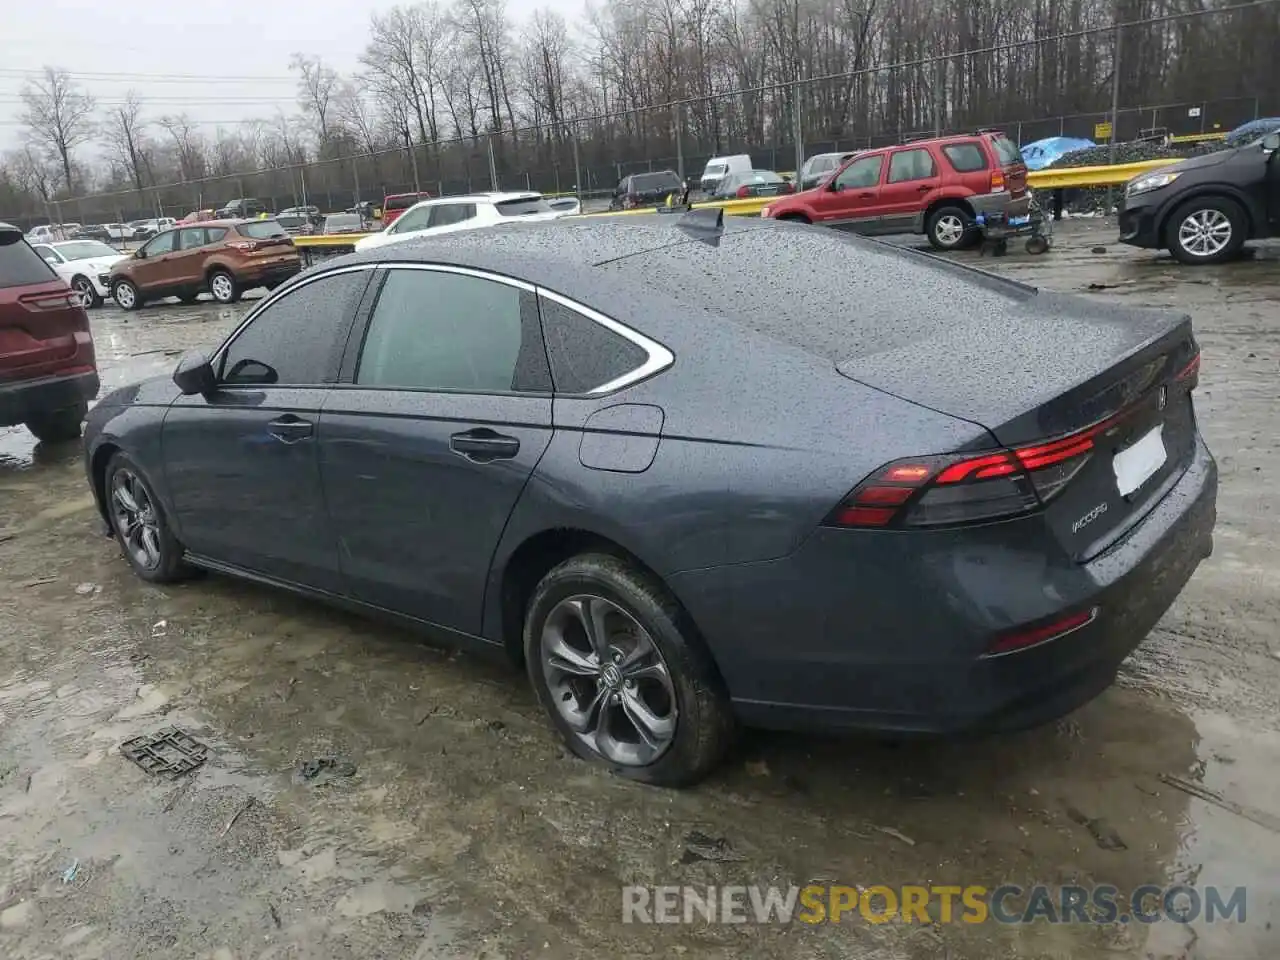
[1112,424,1167,497]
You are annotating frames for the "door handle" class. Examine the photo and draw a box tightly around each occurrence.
[267,415,314,443]
[857,192,874,199]
[917,184,932,192]
[450,428,520,463]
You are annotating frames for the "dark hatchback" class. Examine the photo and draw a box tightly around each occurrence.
[1120,131,1280,264]
[82,215,1217,786]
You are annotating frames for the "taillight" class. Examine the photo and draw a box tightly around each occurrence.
[736,186,750,198]
[990,170,1006,192]
[824,415,1130,530]
[19,291,79,311]
[228,240,258,252]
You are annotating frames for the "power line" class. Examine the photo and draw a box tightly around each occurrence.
[0,68,297,84]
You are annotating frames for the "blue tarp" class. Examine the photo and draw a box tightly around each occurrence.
[1019,137,1096,170]
[1225,118,1280,146]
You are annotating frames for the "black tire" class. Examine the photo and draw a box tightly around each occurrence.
[926,205,973,251]
[1167,196,1247,265]
[209,269,241,304]
[103,451,190,583]
[25,400,87,443]
[71,275,102,309]
[112,278,142,311]
[524,553,734,787]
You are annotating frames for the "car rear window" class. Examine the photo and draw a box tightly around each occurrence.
[942,143,988,172]
[989,135,1023,166]
[0,236,57,288]
[494,197,552,217]
[631,173,683,192]
[239,221,289,238]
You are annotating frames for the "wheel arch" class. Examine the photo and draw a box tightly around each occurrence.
[89,440,121,527]
[1157,186,1259,247]
[924,195,977,223]
[775,210,812,224]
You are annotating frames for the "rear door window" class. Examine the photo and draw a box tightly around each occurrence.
[887,149,937,183]
[428,204,477,228]
[0,238,57,287]
[178,228,208,250]
[942,143,988,173]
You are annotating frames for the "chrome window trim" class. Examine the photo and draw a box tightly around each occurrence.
[377,261,535,292]
[535,287,675,395]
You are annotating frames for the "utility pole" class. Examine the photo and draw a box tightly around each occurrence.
[675,103,684,181]
[487,135,499,191]
[571,122,582,206]
[793,79,804,178]
[1106,7,1123,212]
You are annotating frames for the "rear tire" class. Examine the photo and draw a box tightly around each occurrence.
[1167,197,1246,265]
[25,401,87,443]
[926,205,973,251]
[71,275,102,309]
[112,278,142,311]
[209,269,241,304]
[524,553,734,788]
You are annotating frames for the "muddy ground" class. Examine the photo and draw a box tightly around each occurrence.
[1,220,1278,959]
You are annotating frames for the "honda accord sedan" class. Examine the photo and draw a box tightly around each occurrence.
[82,212,1217,786]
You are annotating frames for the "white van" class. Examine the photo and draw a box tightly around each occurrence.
[699,154,752,194]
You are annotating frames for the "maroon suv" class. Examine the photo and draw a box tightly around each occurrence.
[0,223,99,442]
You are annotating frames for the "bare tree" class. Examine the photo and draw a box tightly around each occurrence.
[102,91,151,193]
[290,53,342,155]
[19,67,96,193]
[157,114,208,181]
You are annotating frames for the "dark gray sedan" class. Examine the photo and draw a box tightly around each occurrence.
[82,213,1217,786]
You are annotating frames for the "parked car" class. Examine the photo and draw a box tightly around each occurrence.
[609,171,687,211]
[710,170,795,200]
[274,213,316,236]
[1119,130,1280,265]
[323,213,367,235]
[71,224,112,243]
[698,154,751,193]
[25,224,71,244]
[84,212,1216,786]
[798,151,858,190]
[354,192,566,252]
[279,205,321,219]
[760,130,1030,250]
[31,239,128,308]
[214,198,268,219]
[381,192,433,227]
[179,209,216,225]
[108,219,300,310]
[131,218,177,240]
[546,197,582,216]
[0,222,99,442]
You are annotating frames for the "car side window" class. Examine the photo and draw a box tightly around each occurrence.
[144,231,177,256]
[540,297,649,394]
[834,154,884,190]
[177,228,207,250]
[888,148,937,183]
[428,204,476,228]
[942,143,988,173]
[356,269,551,394]
[392,207,432,233]
[219,271,369,386]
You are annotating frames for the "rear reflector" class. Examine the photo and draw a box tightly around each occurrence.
[982,607,1099,658]
[1175,351,1200,389]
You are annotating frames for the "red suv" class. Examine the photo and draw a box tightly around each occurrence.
[761,131,1029,250]
[0,223,99,442]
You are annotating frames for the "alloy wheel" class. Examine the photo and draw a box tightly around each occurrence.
[114,282,135,309]
[540,595,678,767]
[72,277,94,307]
[211,274,234,302]
[934,214,965,247]
[109,468,163,571]
[1177,209,1232,258]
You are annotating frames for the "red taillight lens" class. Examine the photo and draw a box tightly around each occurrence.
[983,607,1099,657]
[736,186,750,198]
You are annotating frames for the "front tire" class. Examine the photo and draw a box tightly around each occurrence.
[926,205,973,250]
[112,278,142,311]
[524,553,734,787]
[25,401,87,443]
[104,452,190,583]
[209,269,241,304]
[71,275,102,309]
[1168,197,1246,265]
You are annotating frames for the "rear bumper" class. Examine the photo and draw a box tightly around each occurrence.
[235,259,301,286]
[0,369,100,427]
[671,435,1217,735]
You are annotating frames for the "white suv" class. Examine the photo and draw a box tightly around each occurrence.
[354,192,567,252]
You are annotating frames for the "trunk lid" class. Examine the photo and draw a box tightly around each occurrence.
[836,287,1200,559]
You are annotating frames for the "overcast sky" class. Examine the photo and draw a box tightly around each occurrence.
[1,0,587,154]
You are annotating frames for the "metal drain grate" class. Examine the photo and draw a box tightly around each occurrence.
[120,727,208,777]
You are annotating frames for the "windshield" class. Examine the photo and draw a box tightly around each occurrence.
[704,163,727,176]
[55,241,118,260]
[240,221,289,238]
[494,197,552,217]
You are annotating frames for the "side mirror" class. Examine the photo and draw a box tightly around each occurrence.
[828,180,843,192]
[135,249,147,259]
[173,351,217,395]
[43,256,59,266]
